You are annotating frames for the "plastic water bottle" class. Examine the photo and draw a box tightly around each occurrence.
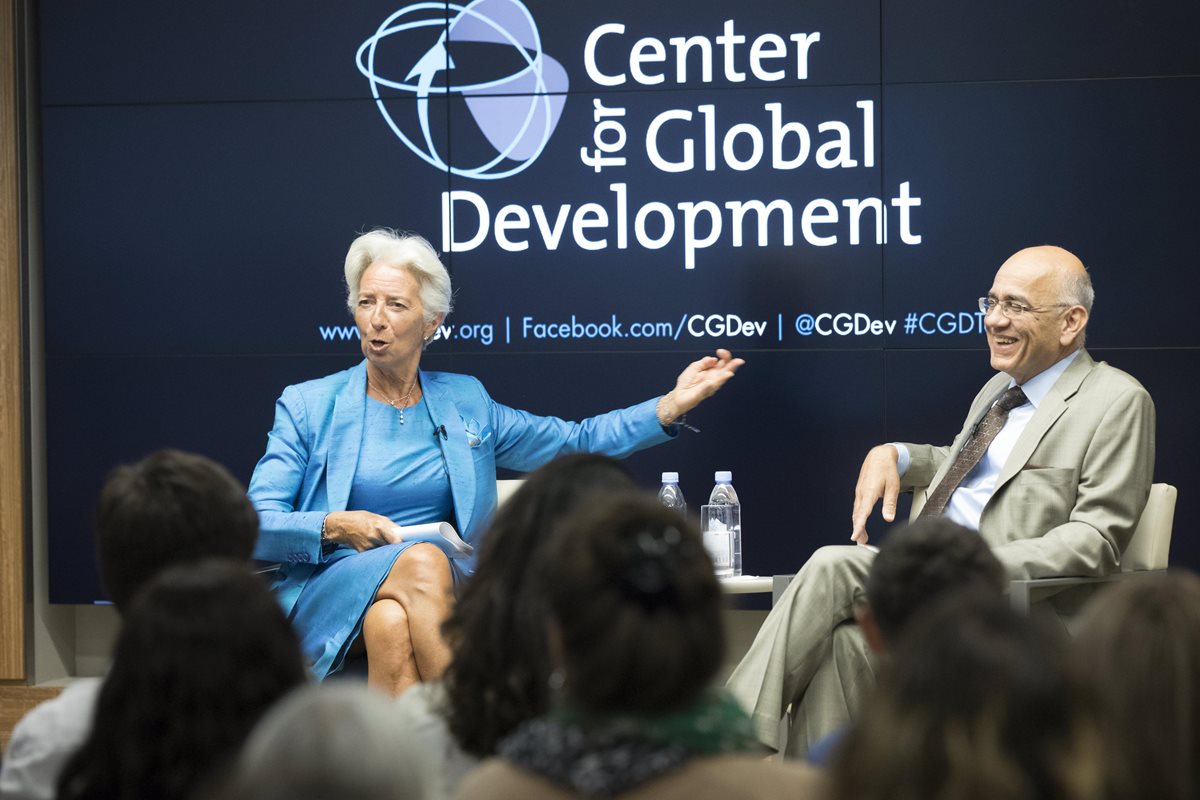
[704,471,742,577]
[657,472,686,515]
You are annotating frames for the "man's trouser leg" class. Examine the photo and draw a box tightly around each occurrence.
[725,545,874,751]
[785,621,876,759]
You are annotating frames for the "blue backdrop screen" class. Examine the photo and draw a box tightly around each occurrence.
[38,0,1200,602]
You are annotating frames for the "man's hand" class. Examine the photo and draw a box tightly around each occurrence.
[851,445,901,545]
[322,510,404,552]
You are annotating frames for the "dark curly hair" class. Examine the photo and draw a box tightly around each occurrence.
[440,453,636,756]
[542,495,723,714]
[867,517,1006,644]
[830,589,1102,800]
[57,561,308,800]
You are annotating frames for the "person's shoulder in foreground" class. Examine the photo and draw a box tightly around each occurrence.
[391,681,482,800]
[0,679,104,800]
[454,755,829,800]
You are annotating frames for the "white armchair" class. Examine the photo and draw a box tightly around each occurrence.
[1006,482,1177,613]
[495,478,526,509]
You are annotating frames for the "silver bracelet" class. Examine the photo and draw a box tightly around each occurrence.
[320,515,335,554]
[657,392,700,431]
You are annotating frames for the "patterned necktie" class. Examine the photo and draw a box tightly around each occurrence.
[918,386,1029,519]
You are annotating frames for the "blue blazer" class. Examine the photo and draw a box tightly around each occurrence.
[248,361,673,616]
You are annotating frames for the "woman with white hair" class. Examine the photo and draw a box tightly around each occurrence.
[248,229,742,695]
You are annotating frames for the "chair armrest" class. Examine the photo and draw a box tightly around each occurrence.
[1008,571,1159,614]
[772,574,796,606]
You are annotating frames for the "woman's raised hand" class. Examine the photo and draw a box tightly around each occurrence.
[657,349,745,425]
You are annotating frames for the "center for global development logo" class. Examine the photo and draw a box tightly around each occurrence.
[357,0,568,179]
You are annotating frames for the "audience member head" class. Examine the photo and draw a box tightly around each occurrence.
[1074,570,1200,800]
[831,590,1102,800]
[860,517,1006,652]
[96,448,259,611]
[542,495,722,715]
[441,453,636,755]
[57,561,308,800]
[218,684,427,800]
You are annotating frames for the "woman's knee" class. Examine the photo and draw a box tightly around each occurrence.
[364,597,409,636]
[400,543,451,583]
[378,544,452,601]
[362,599,416,665]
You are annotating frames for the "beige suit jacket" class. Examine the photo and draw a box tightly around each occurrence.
[900,349,1155,581]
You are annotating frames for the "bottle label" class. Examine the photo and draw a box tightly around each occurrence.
[704,529,733,574]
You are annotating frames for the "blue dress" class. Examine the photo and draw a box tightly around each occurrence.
[248,363,676,680]
[289,397,453,677]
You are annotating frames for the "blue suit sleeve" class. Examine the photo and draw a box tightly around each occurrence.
[247,386,325,565]
[488,392,676,473]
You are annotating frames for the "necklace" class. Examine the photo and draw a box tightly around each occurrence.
[368,375,419,425]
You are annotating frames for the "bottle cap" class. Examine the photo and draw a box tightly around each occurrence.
[661,472,679,483]
[714,470,732,483]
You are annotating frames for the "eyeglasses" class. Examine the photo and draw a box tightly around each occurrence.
[978,297,1072,319]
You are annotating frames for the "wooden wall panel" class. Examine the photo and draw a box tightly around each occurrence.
[0,687,62,751]
[0,0,27,682]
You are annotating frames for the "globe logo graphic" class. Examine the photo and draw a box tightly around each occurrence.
[356,0,569,180]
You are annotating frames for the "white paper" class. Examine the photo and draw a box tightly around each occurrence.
[391,522,474,558]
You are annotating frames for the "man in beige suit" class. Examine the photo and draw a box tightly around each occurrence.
[726,245,1155,757]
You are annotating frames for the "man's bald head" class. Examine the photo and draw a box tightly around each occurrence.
[1001,246,1093,314]
[984,246,1092,384]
